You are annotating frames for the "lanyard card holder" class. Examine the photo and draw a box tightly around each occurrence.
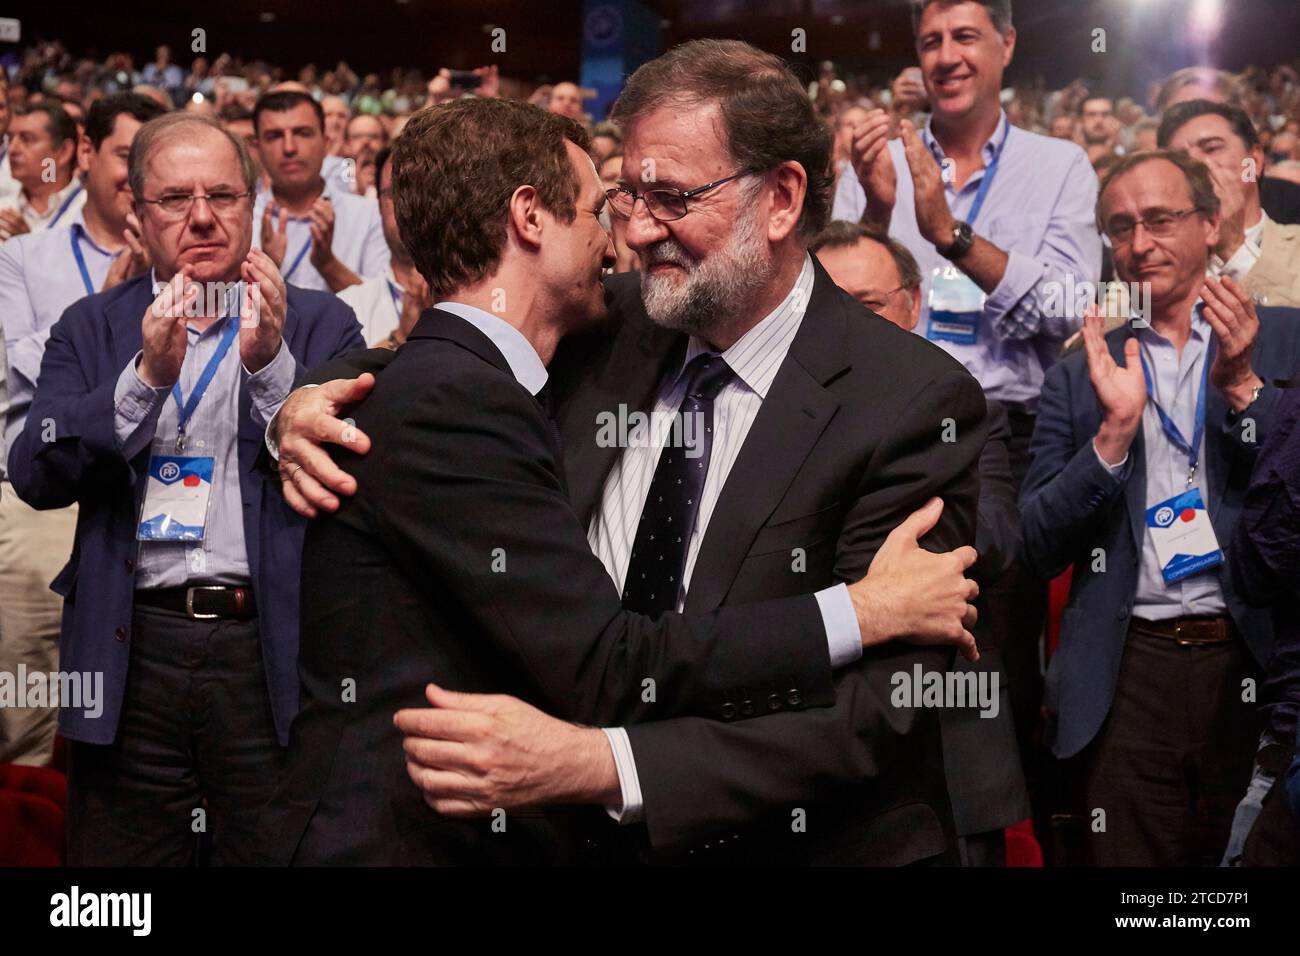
[927,264,985,345]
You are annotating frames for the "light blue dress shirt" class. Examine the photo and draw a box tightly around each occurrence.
[0,214,120,477]
[113,279,297,587]
[251,180,390,294]
[1095,306,1227,619]
[832,112,1102,412]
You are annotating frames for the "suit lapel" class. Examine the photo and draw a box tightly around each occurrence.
[684,261,848,614]
[563,317,684,526]
[106,277,151,381]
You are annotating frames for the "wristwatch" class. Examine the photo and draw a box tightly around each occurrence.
[939,220,976,261]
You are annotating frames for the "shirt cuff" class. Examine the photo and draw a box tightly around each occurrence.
[984,249,1046,340]
[816,582,863,668]
[1092,439,1129,477]
[600,727,644,824]
[263,382,319,461]
[244,340,297,427]
[113,351,169,456]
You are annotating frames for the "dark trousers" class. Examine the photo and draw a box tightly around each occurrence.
[67,604,285,865]
[1073,624,1260,866]
[984,410,1050,841]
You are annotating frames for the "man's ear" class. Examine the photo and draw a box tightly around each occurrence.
[506,184,544,251]
[75,134,92,178]
[1001,27,1017,67]
[767,161,807,244]
[57,136,77,170]
[906,286,923,332]
[1203,209,1222,251]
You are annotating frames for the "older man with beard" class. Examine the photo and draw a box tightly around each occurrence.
[271,40,989,865]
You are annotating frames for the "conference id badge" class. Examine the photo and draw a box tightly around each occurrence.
[926,264,984,346]
[1145,487,1223,585]
[137,455,214,541]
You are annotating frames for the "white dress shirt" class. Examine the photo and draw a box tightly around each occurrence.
[0,213,120,476]
[251,180,389,293]
[1093,306,1227,619]
[587,255,862,822]
[338,265,403,346]
[1211,210,1269,283]
[0,141,20,207]
[0,177,86,233]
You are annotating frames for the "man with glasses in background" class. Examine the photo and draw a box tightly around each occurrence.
[6,112,363,864]
[1020,150,1300,865]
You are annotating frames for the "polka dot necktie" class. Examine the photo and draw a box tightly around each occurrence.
[621,353,736,618]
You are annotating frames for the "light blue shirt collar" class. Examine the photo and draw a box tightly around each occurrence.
[432,300,549,396]
[921,110,1011,166]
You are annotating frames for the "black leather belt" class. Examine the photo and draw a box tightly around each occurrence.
[1132,615,1235,646]
[135,585,257,621]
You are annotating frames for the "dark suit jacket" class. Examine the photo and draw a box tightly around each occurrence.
[1021,308,1300,759]
[1261,177,1300,227]
[261,308,841,865]
[279,260,987,864]
[1231,384,1300,746]
[5,273,364,745]
[548,261,986,864]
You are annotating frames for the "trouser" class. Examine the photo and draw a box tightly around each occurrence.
[1076,623,1260,866]
[67,604,285,865]
[982,410,1050,846]
[0,481,77,766]
[1223,730,1299,866]
[958,830,1008,867]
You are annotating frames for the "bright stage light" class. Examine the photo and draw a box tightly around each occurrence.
[1190,0,1225,36]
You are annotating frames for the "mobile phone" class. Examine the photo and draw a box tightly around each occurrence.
[447,70,482,90]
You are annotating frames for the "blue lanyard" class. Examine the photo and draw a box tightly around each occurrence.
[48,183,83,230]
[387,279,403,315]
[283,237,312,280]
[958,119,1010,229]
[1138,338,1211,486]
[171,309,240,449]
[70,226,95,296]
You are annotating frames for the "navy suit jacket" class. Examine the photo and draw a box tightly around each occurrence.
[6,273,364,745]
[1021,307,1300,759]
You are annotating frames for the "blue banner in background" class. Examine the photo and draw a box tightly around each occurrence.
[580,0,661,122]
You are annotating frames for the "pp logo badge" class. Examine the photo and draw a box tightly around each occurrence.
[1154,505,1176,528]
[160,461,181,482]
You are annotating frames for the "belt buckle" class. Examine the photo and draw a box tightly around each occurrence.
[185,586,225,620]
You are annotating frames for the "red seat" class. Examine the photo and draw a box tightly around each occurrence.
[0,762,67,866]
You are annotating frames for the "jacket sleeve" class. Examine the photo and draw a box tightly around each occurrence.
[7,303,135,510]
[371,365,837,729]
[973,400,1019,584]
[1019,356,1130,578]
[620,367,987,851]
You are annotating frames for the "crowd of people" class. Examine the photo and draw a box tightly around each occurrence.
[1,0,1299,869]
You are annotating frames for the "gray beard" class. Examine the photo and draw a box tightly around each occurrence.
[638,205,773,340]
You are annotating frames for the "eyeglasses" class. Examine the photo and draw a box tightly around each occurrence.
[140,190,253,217]
[605,171,749,223]
[1104,207,1198,246]
[859,286,908,312]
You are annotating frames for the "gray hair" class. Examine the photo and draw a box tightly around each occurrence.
[128,112,257,202]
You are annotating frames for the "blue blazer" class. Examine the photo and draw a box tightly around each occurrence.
[6,273,364,745]
[1020,307,1300,759]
